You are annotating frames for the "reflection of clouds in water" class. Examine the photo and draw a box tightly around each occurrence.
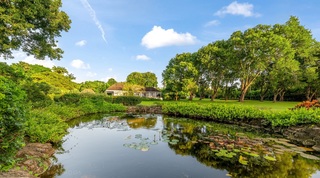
[73,115,159,130]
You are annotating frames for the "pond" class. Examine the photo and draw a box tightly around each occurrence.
[42,114,320,178]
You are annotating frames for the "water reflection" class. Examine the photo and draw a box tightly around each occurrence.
[163,118,320,178]
[41,114,320,178]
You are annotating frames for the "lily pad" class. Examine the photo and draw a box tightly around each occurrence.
[298,153,320,160]
[263,155,276,161]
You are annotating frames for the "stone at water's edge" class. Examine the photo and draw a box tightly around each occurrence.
[0,143,55,178]
[126,105,162,114]
[283,125,320,149]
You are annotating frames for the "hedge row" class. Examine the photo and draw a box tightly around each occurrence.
[161,102,320,127]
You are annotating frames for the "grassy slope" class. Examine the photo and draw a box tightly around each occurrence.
[141,99,299,111]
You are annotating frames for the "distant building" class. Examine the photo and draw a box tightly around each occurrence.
[105,83,161,98]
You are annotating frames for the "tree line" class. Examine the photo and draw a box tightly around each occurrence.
[162,16,320,102]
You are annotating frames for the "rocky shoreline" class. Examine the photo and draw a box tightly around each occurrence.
[0,143,55,178]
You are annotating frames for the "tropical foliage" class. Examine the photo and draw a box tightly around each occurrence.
[162,16,320,102]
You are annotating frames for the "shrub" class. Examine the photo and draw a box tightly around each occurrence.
[161,102,320,127]
[25,110,68,144]
[54,93,81,104]
[113,96,142,106]
[295,100,320,109]
[54,93,113,105]
[0,77,26,170]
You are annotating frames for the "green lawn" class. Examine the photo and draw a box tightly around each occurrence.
[141,99,300,111]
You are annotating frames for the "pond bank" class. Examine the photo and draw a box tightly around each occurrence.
[127,105,320,152]
[0,143,55,178]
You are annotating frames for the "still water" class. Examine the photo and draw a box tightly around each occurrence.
[42,114,320,178]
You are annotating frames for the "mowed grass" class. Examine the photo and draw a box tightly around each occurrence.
[141,98,300,111]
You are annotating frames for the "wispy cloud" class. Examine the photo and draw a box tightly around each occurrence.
[215,1,260,17]
[108,68,113,72]
[141,26,197,49]
[80,0,107,44]
[136,54,151,61]
[75,40,87,47]
[204,20,220,27]
[71,59,90,69]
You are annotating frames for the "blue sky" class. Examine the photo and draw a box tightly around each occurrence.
[2,0,320,87]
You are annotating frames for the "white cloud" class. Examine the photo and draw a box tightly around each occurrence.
[215,1,260,17]
[86,71,97,77]
[23,56,56,68]
[0,51,56,68]
[108,68,113,72]
[71,59,90,69]
[80,0,107,44]
[136,54,151,61]
[141,26,197,49]
[204,20,220,27]
[75,40,87,46]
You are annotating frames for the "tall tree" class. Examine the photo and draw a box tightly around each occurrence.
[196,40,232,101]
[229,25,294,102]
[275,16,319,101]
[162,53,198,100]
[0,0,71,60]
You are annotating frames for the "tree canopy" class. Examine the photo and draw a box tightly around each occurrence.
[126,72,158,87]
[0,0,71,60]
[162,16,320,102]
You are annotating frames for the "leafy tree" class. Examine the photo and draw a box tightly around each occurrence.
[229,25,294,102]
[0,0,71,60]
[11,61,51,76]
[126,72,158,87]
[162,53,198,100]
[80,80,107,94]
[143,72,158,87]
[126,72,144,86]
[0,62,25,83]
[52,66,68,75]
[196,40,233,101]
[107,78,117,87]
[269,57,300,102]
[275,16,319,101]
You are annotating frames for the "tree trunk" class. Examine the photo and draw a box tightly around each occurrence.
[306,86,317,101]
[210,88,218,101]
[175,92,178,101]
[280,91,285,101]
[189,93,193,100]
[259,87,269,102]
[211,93,217,101]
[239,87,249,102]
[273,94,278,102]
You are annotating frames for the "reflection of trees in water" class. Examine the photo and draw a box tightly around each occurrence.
[127,117,157,129]
[40,162,65,178]
[164,119,320,178]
